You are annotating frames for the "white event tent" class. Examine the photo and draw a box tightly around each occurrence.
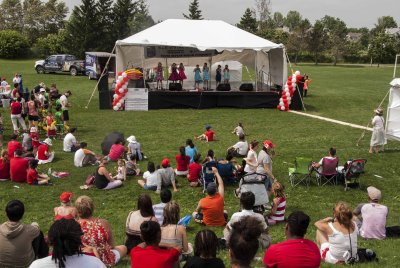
[115,19,287,90]
[386,78,400,141]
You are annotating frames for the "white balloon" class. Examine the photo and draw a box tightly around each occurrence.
[284,85,289,89]
[286,92,290,97]
[119,98,124,104]
[116,102,122,108]
[295,70,300,75]
[113,94,118,99]
[122,72,127,78]
[279,101,284,106]
[119,88,124,93]
[113,106,119,111]
[292,78,296,83]
[287,97,291,101]
[280,106,285,111]
[122,84,127,90]
[292,74,296,79]
[279,98,283,102]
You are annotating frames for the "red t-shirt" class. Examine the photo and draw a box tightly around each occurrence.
[30,133,40,148]
[188,162,202,182]
[200,193,225,226]
[37,144,49,160]
[10,101,22,115]
[10,157,29,183]
[175,154,190,171]
[263,239,321,268]
[205,130,214,141]
[130,245,180,268]
[27,168,38,185]
[0,158,10,180]
[108,144,125,161]
[8,140,23,159]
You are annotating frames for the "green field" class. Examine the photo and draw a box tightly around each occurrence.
[0,60,399,267]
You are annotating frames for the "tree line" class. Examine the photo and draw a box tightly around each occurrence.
[0,0,399,65]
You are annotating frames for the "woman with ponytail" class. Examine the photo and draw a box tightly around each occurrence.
[315,201,358,264]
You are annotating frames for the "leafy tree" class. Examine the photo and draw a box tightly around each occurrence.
[306,20,328,64]
[113,0,136,39]
[368,33,397,66]
[42,0,68,36]
[22,0,44,42]
[0,30,29,58]
[271,12,284,28]
[284,11,302,31]
[372,16,398,34]
[258,28,289,45]
[33,30,67,57]
[255,0,270,22]
[286,19,311,63]
[237,8,258,34]
[0,0,24,31]
[183,0,202,20]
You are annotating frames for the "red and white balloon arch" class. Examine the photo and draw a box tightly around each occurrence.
[277,71,302,112]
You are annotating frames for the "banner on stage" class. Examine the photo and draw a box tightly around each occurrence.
[125,88,148,111]
[145,46,218,58]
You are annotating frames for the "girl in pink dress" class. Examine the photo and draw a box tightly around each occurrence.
[156,62,163,90]
[168,63,180,82]
[178,63,187,86]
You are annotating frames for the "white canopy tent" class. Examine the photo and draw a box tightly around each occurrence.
[386,78,400,141]
[115,19,287,90]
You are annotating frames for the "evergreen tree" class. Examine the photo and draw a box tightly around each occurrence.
[42,0,68,36]
[22,0,44,42]
[129,0,154,35]
[113,0,135,40]
[237,8,257,34]
[0,0,24,31]
[183,0,202,20]
[96,0,114,51]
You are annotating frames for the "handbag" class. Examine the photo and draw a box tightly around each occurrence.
[85,174,95,185]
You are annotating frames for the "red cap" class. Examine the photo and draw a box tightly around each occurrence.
[60,192,73,203]
[263,140,275,149]
[161,158,170,168]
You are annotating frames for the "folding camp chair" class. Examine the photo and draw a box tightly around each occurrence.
[314,157,339,186]
[342,159,367,191]
[288,157,312,187]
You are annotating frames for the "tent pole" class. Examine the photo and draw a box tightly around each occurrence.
[165,58,168,90]
[210,56,212,91]
[255,50,258,91]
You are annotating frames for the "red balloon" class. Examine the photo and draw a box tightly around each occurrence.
[282,94,287,99]
[296,75,302,81]
[117,72,123,76]
[277,105,281,110]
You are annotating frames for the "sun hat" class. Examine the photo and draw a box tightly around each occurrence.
[206,182,217,195]
[161,158,170,168]
[126,135,137,143]
[30,127,38,133]
[374,108,383,116]
[263,140,275,149]
[39,88,46,92]
[60,192,73,203]
[367,186,381,201]
[43,138,53,146]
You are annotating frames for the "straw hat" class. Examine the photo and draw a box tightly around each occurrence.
[126,135,137,143]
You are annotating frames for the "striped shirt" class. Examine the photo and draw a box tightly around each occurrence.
[269,196,286,222]
[153,202,167,225]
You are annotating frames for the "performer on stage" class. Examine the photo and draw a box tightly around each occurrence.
[215,65,222,88]
[203,63,209,90]
[168,63,180,83]
[156,62,164,90]
[304,75,312,97]
[369,108,386,154]
[178,63,187,86]
[223,65,230,84]
[194,65,202,90]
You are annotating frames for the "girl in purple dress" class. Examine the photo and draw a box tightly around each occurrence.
[156,62,163,90]
[168,63,180,82]
[178,63,186,86]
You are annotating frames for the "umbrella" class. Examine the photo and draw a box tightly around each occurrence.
[101,132,125,155]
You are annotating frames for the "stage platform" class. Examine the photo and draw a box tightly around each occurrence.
[148,91,280,109]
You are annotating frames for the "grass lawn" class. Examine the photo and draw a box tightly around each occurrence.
[0,59,400,267]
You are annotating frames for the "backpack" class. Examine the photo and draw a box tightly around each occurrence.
[85,174,95,186]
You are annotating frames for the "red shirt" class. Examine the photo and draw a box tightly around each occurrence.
[10,157,29,183]
[263,239,321,268]
[199,193,225,226]
[0,158,10,180]
[27,168,38,185]
[31,133,40,148]
[188,162,202,182]
[175,154,190,171]
[10,101,22,115]
[7,140,23,159]
[37,144,49,160]
[108,144,125,161]
[205,130,214,141]
[130,245,179,268]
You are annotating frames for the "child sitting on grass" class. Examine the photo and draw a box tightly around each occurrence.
[54,192,78,220]
[187,153,202,187]
[26,159,50,185]
[30,127,40,156]
[113,159,126,181]
[266,181,286,225]
[126,154,140,176]
[195,124,215,142]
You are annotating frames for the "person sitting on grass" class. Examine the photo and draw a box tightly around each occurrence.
[74,142,99,167]
[138,161,161,194]
[183,229,225,268]
[0,149,10,181]
[126,154,140,176]
[263,211,321,268]
[159,158,177,192]
[63,127,80,153]
[54,192,78,221]
[195,125,215,142]
[187,153,202,187]
[192,167,227,226]
[10,149,29,183]
[232,122,245,136]
[27,159,50,185]
[36,138,55,165]
[153,189,172,225]
[227,133,248,158]
[106,138,126,162]
[175,146,190,176]
[113,159,126,181]
[266,181,286,226]
[217,152,237,184]
[130,221,180,268]
[185,139,198,163]
[29,218,106,268]
[94,158,123,190]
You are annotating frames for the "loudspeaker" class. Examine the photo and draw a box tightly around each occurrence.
[216,84,231,91]
[169,83,182,91]
[99,90,113,110]
[128,79,145,88]
[239,83,254,91]
[98,74,108,91]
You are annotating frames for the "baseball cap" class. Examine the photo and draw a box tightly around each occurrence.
[367,186,381,201]
[60,192,73,203]
[161,158,170,168]
[206,182,217,195]
[263,140,275,149]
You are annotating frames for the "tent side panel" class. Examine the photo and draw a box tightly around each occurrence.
[386,86,400,141]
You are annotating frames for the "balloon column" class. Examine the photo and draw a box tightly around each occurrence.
[277,70,302,112]
[112,69,143,111]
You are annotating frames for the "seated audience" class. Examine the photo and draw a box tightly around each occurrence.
[0,149,10,181]
[187,153,202,187]
[159,158,177,191]
[263,211,321,268]
[94,158,123,190]
[0,200,43,267]
[227,133,248,157]
[10,149,29,182]
[195,125,215,142]
[175,146,190,176]
[76,195,127,266]
[22,130,32,152]
[74,142,98,167]
[29,218,106,268]
[37,138,55,164]
[153,189,172,225]
[138,162,161,193]
[7,134,23,159]
[126,194,159,252]
[63,127,80,152]
[228,216,264,268]
[185,138,198,163]
[244,140,259,174]
[217,152,236,184]
[27,159,50,185]
[130,221,180,268]
[232,122,245,136]
[193,167,227,226]
[312,147,339,176]
[126,154,140,176]
[54,192,78,221]
[106,138,126,161]
[223,192,270,249]
[126,135,145,161]
[266,181,286,225]
[315,201,358,264]
[183,230,225,268]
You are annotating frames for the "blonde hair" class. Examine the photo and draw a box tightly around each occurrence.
[162,201,180,226]
[75,196,94,219]
[334,201,353,230]
[272,181,285,198]
[118,159,125,166]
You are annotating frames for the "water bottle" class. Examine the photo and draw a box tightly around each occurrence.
[48,168,52,176]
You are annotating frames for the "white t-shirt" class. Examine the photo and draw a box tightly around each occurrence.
[233,141,249,156]
[63,133,77,152]
[60,95,68,110]
[244,149,257,173]
[143,170,161,191]
[227,209,268,230]
[74,148,85,167]
[13,76,21,84]
[256,150,272,174]
[29,254,106,268]
[0,80,8,88]
[233,126,245,136]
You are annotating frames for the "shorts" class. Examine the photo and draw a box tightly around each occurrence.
[321,242,339,264]
[175,170,188,176]
[111,249,121,264]
[28,115,39,121]
[30,181,39,186]
[62,110,69,121]
[144,184,157,191]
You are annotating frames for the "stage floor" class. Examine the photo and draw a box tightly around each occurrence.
[148,91,280,109]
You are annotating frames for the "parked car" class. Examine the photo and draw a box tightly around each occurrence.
[35,54,85,76]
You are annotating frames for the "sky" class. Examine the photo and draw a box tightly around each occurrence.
[62,0,399,29]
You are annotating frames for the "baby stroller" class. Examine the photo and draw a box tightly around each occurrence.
[342,159,367,191]
[236,172,269,214]
[199,161,218,191]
